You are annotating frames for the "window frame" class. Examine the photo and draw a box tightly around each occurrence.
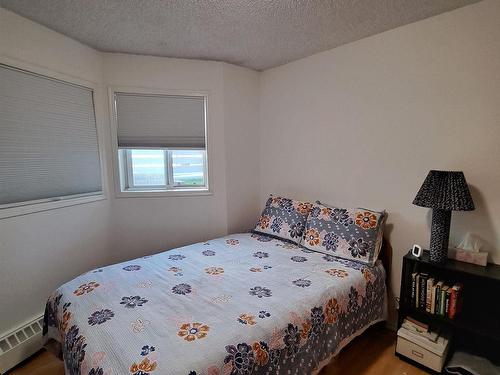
[0,57,107,220]
[109,87,211,198]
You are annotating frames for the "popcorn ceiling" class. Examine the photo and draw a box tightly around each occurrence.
[0,0,479,70]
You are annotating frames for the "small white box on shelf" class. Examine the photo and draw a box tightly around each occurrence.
[396,327,450,372]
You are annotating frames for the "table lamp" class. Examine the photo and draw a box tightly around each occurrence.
[413,170,475,263]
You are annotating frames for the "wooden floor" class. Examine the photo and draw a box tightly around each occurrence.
[9,325,428,375]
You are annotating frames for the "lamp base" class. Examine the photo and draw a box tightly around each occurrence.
[429,209,451,263]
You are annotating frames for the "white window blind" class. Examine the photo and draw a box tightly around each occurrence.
[0,64,102,206]
[114,93,206,148]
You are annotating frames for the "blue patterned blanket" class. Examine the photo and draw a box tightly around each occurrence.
[43,232,386,375]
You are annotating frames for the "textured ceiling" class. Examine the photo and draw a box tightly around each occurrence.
[0,0,481,71]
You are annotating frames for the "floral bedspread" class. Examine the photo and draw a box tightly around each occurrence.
[43,232,386,375]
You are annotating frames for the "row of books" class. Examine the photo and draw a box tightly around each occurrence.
[411,272,463,319]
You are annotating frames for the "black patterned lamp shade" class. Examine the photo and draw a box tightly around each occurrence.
[413,171,475,263]
[413,171,475,211]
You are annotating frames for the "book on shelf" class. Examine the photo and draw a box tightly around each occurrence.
[419,273,428,311]
[449,283,463,319]
[435,281,443,315]
[415,273,420,309]
[440,285,449,316]
[406,316,429,331]
[445,287,451,316]
[430,283,436,314]
[426,277,435,313]
[407,272,463,319]
[402,318,439,342]
[411,272,417,308]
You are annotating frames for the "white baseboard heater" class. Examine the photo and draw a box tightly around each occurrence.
[0,315,44,373]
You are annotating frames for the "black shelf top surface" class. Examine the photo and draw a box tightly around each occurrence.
[404,250,500,282]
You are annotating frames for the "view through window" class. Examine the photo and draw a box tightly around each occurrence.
[124,149,206,190]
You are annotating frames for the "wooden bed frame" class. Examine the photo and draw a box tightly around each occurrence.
[380,237,392,283]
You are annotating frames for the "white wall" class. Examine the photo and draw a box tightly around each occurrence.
[223,63,261,233]
[0,7,111,334]
[0,9,260,334]
[259,0,500,315]
[103,54,230,262]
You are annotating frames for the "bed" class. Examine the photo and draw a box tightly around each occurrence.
[43,232,388,375]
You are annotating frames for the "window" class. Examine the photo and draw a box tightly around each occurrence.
[119,148,207,190]
[0,64,103,217]
[113,92,208,194]
[128,149,167,188]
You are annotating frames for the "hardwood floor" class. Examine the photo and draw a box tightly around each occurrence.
[320,325,428,375]
[9,325,427,375]
[8,349,64,375]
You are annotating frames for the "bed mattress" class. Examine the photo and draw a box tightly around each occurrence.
[43,232,386,375]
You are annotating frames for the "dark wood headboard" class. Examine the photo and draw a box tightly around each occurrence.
[379,237,392,283]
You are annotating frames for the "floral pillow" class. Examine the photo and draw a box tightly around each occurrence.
[302,202,386,266]
[254,195,313,244]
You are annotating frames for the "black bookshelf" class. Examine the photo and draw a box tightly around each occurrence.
[397,250,500,370]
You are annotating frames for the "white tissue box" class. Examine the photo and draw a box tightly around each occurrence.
[448,248,488,266]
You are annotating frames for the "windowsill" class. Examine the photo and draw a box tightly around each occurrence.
[0,194,106,219]
[115,188,212,198]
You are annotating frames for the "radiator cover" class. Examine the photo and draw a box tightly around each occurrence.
[0,315,44,373]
